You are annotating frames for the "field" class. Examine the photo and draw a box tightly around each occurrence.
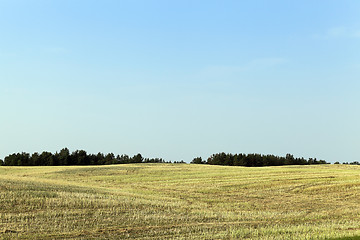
[1,164,360,239]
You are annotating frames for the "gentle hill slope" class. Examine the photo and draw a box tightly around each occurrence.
[1,164,360,239]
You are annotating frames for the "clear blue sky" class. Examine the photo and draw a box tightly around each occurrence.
[1,0,359,163]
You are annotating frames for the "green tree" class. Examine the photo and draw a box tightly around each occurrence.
[72,150,88,165]
[191,157,204,164]
[116,154,129,164]
[39,151,53,166]
[58,148,70,165]
[31,152,40,166]
[131,153,143,163]
[104,153,115,164]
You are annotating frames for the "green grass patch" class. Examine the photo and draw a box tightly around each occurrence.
[327,236,360,240]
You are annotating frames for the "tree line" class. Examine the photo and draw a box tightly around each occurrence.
[0,148,185,166]
[191,153,328,166]
[334,161,360,165]
[1,149,357,167]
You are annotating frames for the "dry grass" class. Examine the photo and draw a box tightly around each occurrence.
[1,164,360,239]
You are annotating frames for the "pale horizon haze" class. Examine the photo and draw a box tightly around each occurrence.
[1,0,359,163]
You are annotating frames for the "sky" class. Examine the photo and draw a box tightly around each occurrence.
[1,0,359,163]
